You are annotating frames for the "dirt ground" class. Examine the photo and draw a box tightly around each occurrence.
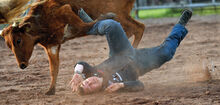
[0,15,220,105]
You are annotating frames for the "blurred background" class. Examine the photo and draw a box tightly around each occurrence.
[133,0,220,19]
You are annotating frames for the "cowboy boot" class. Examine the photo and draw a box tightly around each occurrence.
[177,9,192,26]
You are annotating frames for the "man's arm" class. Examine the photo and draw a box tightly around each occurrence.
[69,73,84,92]
[105,80,144,93]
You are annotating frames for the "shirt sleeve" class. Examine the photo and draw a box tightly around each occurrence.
[120,80,144,92]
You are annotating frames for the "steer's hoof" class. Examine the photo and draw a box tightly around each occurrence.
[45,88,55,95]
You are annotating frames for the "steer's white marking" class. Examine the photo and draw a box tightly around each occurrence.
[12,22,16,27]
[63,24,72,39]
[51,46,58,55]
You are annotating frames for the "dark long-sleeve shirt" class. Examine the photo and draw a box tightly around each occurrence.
[95,59,144,92]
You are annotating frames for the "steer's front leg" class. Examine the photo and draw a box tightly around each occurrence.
[45,45,61,95]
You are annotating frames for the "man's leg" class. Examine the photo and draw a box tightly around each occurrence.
[87,19,134,56]
[79,9,134,56]
[78,8,93,23]
[137,9,192,75]
[155,9,192,62]
[157,23,188,62]
[138,24,188,74]
[158,9,192,61]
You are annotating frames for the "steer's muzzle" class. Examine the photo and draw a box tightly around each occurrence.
[20,63,27,69]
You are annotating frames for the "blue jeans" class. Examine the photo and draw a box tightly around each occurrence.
[135,24,188,75]
[87,19,188,76]
[87,19,134,57]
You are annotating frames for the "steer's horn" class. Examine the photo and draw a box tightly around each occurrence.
[11,22,20,32]
[12,22,19,27]
[0,30,2,36]
[0,29,4,40]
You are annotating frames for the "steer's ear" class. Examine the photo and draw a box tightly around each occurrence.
[19,22,32,33]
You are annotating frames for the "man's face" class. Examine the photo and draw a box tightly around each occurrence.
[80,76,103,94]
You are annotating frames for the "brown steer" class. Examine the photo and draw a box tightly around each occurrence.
[1,0,145,95]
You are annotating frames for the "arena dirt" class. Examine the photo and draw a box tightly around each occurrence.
[0,15,220,105]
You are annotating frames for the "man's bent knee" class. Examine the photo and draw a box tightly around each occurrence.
[98,19,120,34]
[159,47,175,62]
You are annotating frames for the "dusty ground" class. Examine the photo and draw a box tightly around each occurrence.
[0,15,220,105]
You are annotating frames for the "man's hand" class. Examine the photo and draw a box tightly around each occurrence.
[105,83,124,93]
[69,74,84,92]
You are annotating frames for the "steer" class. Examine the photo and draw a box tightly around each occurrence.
[1,0,145,95]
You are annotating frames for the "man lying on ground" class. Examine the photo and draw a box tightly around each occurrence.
[69,9,192,95]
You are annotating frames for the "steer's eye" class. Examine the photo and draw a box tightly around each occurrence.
[17,39,21,44]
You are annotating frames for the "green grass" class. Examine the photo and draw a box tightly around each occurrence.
[132,6,220,19]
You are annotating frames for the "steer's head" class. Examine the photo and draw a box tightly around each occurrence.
[1,22,37,69]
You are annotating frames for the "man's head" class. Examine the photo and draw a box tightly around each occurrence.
[73,61,104,94]
[77,76,103,95]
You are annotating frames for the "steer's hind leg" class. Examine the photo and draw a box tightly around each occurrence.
[122,16,145,48]
[44,45,61,95]
[132,22,145,48]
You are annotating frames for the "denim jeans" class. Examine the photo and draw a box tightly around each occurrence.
[87,19,134,57]
[135,24,188,75]
[87,19,188,76]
